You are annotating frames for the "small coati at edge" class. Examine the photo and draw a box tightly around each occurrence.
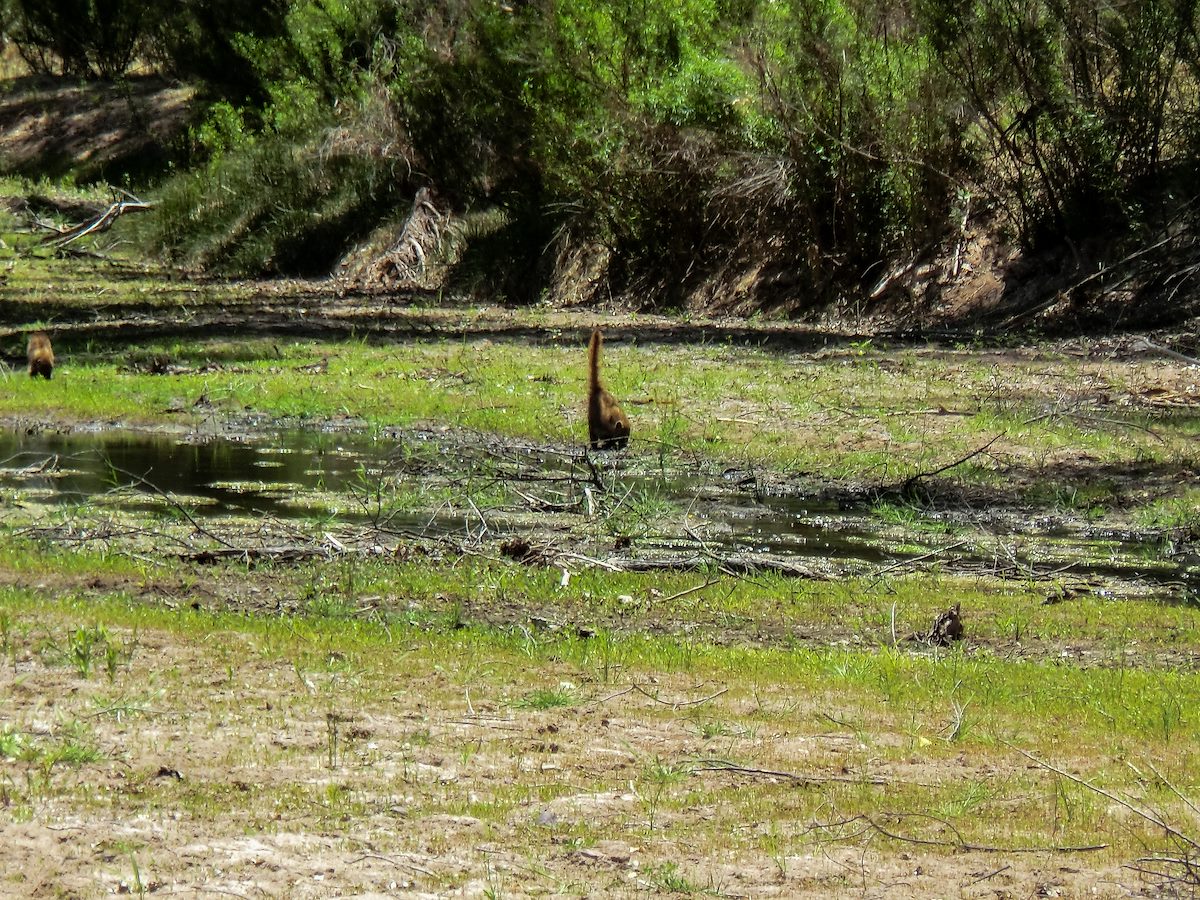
[27,332,54,380]
[587,329,630,450]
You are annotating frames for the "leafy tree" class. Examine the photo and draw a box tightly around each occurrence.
[146,0,290,105]
[10,0,147,77]
[917,0,1200,247]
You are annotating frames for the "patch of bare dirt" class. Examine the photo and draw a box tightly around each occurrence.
[0,74,193,180]
[0,614,1155,899]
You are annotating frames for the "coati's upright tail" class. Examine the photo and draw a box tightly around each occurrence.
[27,332,53,380]
[587,329,602,395]
[586,329,630,450]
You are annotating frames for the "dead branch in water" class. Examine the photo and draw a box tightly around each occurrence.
[103,462,235,550]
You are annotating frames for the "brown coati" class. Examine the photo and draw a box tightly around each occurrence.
[27,332,53,380]
[587,329,630,450]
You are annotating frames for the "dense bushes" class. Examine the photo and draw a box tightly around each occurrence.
[5,0,288,91]
[920,0,1200,246]
[7,0,147,78]
[10,0,1200,310]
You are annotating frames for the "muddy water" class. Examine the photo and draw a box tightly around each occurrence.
[0,426,1181,587]
[0,427,905,559]
[0,426,378,519]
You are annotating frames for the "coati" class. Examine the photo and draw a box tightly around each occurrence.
[27,332,53,380]
[587,329,630,450]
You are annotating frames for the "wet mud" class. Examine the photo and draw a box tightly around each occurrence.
[1,422,1192,599]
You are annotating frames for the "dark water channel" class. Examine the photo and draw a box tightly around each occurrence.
[0,426,377,520]
[0,426,1183,588]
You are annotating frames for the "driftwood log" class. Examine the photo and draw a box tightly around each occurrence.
[40,189,152,249]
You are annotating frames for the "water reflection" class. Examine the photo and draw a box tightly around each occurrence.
[0,427,372,517]
[0,426,1179,586]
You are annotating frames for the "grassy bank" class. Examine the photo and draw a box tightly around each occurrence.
[6,327,1198,506]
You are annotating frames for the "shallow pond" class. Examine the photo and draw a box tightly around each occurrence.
[0,425,1184,591]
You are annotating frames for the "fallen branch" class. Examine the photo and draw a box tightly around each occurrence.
[657,578,720,605]
[591,685,636,704]
[895,434,1003,495]
[105,462,235,549]
[1001,231,1178,327]
[1061,410,1164,442]
[806,812,1107,854]
[551,549,625,572]
[180,546,341,564]
[634,684,727,708]
[1008,743,1200,854]
[41,189,152,249]
[871,539,971,581]
[695,759,888,787]
[348,852,436,878]
[968,865,1010,885]
[555,553,824,579]
[1129,337,1200,367]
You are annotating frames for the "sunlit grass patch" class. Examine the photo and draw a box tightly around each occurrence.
[6,333,1192,486]
[1135,488,1200,530]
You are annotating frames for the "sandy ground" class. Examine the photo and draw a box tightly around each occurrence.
[0,605,1166,900]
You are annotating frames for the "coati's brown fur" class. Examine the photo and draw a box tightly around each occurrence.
[27,332,53,380]
[587,329,630,450]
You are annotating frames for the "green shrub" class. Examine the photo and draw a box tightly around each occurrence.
[9,0,149,78]
[143,0,419,274]
[145,132,407,275]
[146,0,290,106]
[135,0,1200,313]
[917,0,1200,247]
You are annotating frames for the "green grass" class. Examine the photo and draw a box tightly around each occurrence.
[0,251,1195,509]
[0,539,1193,657]
[1,554,1198,893]
[1135,487,1200,530]
[0,572,1195,750]
[3,233,1200,893]
[2,585,1199,848]
[3,331,1196,496]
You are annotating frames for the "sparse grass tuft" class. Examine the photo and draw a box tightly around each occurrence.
[516,685,579,710]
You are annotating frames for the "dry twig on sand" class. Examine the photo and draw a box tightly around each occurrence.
[804,811,1107,854]
[1008,743,1200,891]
